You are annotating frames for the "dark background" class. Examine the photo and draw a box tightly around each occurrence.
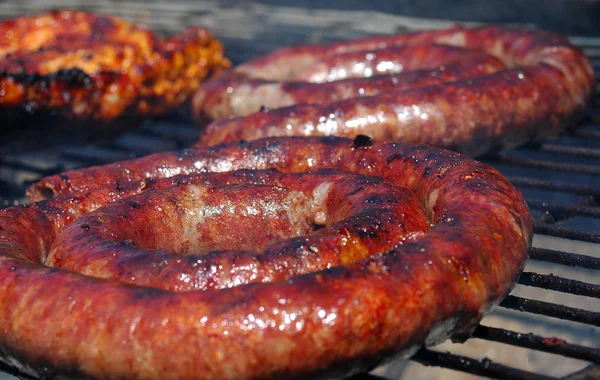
[249,0,600,35]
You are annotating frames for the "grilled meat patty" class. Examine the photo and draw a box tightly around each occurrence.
[0,9,230,121]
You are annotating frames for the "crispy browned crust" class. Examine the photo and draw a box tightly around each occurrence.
[10,136,533,379]
[0,10,230,121]
[193,26,594,156]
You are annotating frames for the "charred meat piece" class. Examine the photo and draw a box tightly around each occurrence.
[0,9,230,120]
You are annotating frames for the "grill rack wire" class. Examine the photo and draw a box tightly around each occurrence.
[0,2,599,379]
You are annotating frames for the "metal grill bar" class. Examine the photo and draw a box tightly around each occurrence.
[562,364,600,380]
[506,177,600,198]
[0,361,34,380]
[500,295,600,326]
[575,127,600,139]
[59,151,120,167]
[0,161,64,178]
[540,144,600,159]
[533,223,600,243]
[518,272,600,298]
[349,374,389,380]
[528,247,600,270]
[496,156,600,175]
[526,201,600,219]
[472,325,600,365]
[412,349,557,380]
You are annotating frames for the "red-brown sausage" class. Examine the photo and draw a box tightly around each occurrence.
[46,170,430,292]
[193,26,595,157]
[9,136,532,379]
[195,58,505,120]
[295,44,498,82]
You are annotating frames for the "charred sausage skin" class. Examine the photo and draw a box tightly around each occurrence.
[45,170,431,292]
[11,136,533,379]
[194,46,506,120]
[193,26,595,156]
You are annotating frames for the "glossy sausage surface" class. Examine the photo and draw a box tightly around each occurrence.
[193,26,595,156]
[12,136,532,379]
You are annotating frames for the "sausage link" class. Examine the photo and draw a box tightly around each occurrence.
[7,136,532,379]
[46,170,429,292]
[233,26,468,80]
[297,44,500,82]
[193,26,595,156]
[199,65,581,155]
[194,58,504,120]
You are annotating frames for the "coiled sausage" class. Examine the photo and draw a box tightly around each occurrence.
[10,136,532,379]
[193,26,595,156]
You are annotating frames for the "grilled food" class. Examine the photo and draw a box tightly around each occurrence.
[193,26,595,156]
[12,135,532,379]
[0,10,230,121]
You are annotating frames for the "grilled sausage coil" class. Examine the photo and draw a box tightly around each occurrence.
[9,136,533,379]
[193,26,595,156]
[0,10,230,120]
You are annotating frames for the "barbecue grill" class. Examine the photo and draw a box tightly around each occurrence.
[0,2,599,380]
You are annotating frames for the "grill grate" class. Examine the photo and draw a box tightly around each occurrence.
[412,349,558,380]
[0,2,599,380]
[529,247,600,270]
